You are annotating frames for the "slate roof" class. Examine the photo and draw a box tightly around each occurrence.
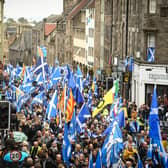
[67,0,90,19]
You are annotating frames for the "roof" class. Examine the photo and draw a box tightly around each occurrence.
[9,30,32,51]
[67,0,90,20]
[87,0,95,8]
[44,23,56,36]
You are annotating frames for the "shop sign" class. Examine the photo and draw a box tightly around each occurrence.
[149,74,168,80]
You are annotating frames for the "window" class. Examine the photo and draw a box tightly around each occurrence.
[149,0,156,14]
[88,47,94,56]
[160,7,168,17]
[147,33,155,47]
[89,28,94,37]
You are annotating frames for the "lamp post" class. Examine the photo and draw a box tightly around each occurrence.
[114,56,118,79]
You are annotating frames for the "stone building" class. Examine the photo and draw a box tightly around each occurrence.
[110,0,168,105]
[7,23,33,66]
[94,0,113,77]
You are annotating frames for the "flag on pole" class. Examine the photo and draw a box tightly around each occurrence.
[46,90,58,120]
[101,120,123,168]
[147,47,155,62]
[76,103,91,133]
[148,87,167,167]
[65,89,75,123]
[95,149,102,168]
[92,88,114,118]
[62,123,71,165]
[69,111,76,141]
[89,152,93,168]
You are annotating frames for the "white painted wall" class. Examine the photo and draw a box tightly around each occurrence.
[132,62,168,107]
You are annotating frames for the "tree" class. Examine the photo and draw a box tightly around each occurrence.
[7,18,16,24]
[18,17,28,23]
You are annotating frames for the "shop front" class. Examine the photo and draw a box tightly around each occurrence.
[132,62,168,107]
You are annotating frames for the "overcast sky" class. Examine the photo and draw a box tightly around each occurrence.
[4,0,63,21]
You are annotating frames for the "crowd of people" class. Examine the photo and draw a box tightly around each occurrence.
[0,61,167,168]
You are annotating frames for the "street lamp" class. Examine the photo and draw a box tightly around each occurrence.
[114,56,118,78]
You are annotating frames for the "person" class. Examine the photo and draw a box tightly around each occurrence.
[123,144,138,162]
[30,141,41,160]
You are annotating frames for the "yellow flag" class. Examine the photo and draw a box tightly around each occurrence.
[92,88,114,117]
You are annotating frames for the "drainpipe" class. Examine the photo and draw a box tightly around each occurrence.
[125,0,129,57]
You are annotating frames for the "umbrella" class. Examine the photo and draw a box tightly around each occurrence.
[13,131,28,142]
[3,151,29,162]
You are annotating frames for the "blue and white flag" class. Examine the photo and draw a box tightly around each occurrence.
[102,120,123,168]
[62,123,71,165]
[31,92,44,105]
[76,87,84,104]
[115,108,125,128]
[50,67,62,85]
[89,152,93,168]
[76,103,91,133]
[35,73,44,85]
[33,56,49,79]
[148,87,167,167]
[46,90,58,120]
[147,47,155,62]
[95,149,102,168]
[67,65,76,90]
[87,89,92,110]
[69,111,76,141]
[76,65,83,92]
[128,56,134,72]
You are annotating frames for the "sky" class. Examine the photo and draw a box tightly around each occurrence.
[4,0,63,21]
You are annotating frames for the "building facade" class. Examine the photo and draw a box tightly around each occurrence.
[0,0,4,61]
[86,1,95,68]
[113,0,168,105]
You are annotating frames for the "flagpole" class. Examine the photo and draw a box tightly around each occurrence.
[63,83,66,119]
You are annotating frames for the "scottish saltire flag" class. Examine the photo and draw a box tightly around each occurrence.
[69,111,76,141]
[62,123,71,165]
[31,92,44,105]
[89,152,93,168]
[102,120,114,136]
[35,73,44,85]
[5,89,13,102]
[102,120,123,168]
[75,87,84,104]
[46,90,58,120]
[115,108,125,128]
[33,56,49,77]
[76,65,83,92]
[50,67,62,85]
[16,64,22,76]
[83,73,90,87]
[67,66,76,90]
[95,149,102,168]
[87,89,92,109]
[17,94,31,112]
[20,83,35,94]
[148,87,167,167]
[124,57,128,67]
[147,47,155,62]
[76,103,91,133]
[23,67,32,83]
